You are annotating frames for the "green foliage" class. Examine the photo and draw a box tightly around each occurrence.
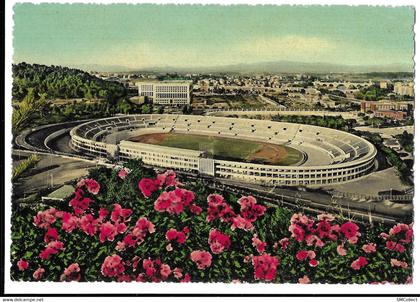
[10,160,413,283]
[12,154,40,181]
[271,115,354,131]
[381,146,411,179]
[395,131,414,153]
[12,89,47,133]
[12,63,126,101]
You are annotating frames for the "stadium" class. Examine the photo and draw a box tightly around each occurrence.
[69,114,377,186]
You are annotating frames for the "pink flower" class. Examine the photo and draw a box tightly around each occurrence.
[337,244,347,256]
[296,250,316,261]
[84,179,100,195]
[47,240,64,251]
[386,241,406,253]
[173,267,183,279]
[61,212,79,233]
[309,259,318,267]
[206,194,236,223]
[101,255,125,278]
[60,263,81,282]
[143,259,156,277]
[189,204,203,215]
[390,223,409,236]
[17,259,29,271]
[166,243,173,252]
[362,243,376,254]
[118,168,129,179]
[252,234,267,254]
[166,228,186,244]
[117,274,132,282]
[33,208,57,229]
[289,223,305,242]
[98,208,108,221]
[317,213,335,222]
[33,268,45,280]
[316,220,332,239]
[273,238,290,251]
[156,170,179,188]
[39,241,64,260]
[238,196,266,223]
[44,227,59,243]
[190,250,212,270]
[252,254,279,281]
[390,259,408,269]
[79,214,98,236]
[39,247,59,260]
[99,222,117,243]
[69,189,93,215]
[340,221,360,244]
[154,189,195,215]
[131,217,155,243]
[138,178,159,198]
[298,275,311,284]
[305,234,325,248]
[351,256,368,270]
[181,273,191,283]
[111,204,133,223]
[160,264,171,280]
[208,229,231,254]
[231,215,254,231]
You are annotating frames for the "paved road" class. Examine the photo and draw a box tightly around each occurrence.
[13,151,97,198]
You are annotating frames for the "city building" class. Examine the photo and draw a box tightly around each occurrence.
[360,100,412,113]
[374,110,407,121]
[394,81,414,97]
[379,81,389,89]
[137,81,192,105]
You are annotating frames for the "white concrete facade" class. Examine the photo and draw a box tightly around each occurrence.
[70,114,377,187]
[137,81,192,105]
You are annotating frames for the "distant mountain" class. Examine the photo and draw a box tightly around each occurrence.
[72,60,413,74]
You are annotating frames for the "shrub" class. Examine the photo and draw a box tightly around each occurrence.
[10,161,413,283]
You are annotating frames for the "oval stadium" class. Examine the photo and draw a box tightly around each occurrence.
[69,114,377,186]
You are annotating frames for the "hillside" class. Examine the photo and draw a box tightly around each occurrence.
[12,62,127,101]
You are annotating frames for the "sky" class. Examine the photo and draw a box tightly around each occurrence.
[13,4,415,69]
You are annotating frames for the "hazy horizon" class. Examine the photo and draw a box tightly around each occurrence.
[13,4,415,71]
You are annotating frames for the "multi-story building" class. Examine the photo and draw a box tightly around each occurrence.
[374,110,407,121]
[137,81,192,105]
[360,101,412,113]
[394,81,414,97]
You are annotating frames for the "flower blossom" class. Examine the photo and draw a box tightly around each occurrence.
[33,208,57,229]
[77,178,100,195]
[166,228,187,244]
[362,243,377,254]
[17,259,29,271]
[252,234,267,254]
[252,254,279,281]
[340,221,361,244]
[190,250,212,270]
[351,256,368,270]
[390,259,408,269]
[101,254,125,278]
[138,178,159,198]
[154,188,195,215]
[60,263,81,282]
[33,268,45,280]
[208,229,231,254]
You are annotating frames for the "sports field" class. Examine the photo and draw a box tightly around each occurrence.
[128,132,303,165]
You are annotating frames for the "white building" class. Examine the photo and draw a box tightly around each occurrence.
[394,81,414,97]
[137,81,192,105]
